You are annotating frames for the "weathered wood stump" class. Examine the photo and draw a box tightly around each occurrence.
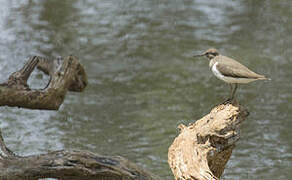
[168,102,248,180]
[0,56,87,110]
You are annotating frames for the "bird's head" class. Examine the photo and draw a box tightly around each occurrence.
[193,48,219,60]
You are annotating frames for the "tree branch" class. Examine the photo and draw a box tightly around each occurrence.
[0,129,15,159]
[0,56,87,110]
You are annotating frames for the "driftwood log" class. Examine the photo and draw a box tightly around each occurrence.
[0,57,248,179]
[168,102,249,180]
[0,130,161,180]
[0,56,87,110]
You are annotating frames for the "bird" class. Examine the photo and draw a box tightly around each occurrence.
[193,48,270,100]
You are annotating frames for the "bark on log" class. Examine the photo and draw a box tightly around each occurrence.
[168,102,249,180]
[0,130,161,180]
[0,56,87,110]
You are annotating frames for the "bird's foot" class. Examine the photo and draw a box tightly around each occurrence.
[222,98,232,105]
[221,98,237,105]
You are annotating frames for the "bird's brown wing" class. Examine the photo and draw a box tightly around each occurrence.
[216,58,265,79]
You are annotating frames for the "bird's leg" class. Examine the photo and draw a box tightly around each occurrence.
[229,84,233,96]
[222,84,233,104]
[228,84,234,100]
[230,83,238,99]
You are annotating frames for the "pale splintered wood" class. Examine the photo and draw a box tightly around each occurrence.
[168,102,248,180]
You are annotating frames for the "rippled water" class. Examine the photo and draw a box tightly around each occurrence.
[0,0,291,179]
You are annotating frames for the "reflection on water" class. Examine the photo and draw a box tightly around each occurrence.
[0,0,291,179]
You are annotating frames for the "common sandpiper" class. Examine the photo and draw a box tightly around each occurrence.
[194,48,270,100]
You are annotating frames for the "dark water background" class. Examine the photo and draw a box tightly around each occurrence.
[0,1,291,179]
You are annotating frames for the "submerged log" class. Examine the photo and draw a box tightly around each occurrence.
[0,56,87,110]
[168,102,249,180]
[0,131,161,180]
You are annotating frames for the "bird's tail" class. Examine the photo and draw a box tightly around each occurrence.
[258,76,271,81]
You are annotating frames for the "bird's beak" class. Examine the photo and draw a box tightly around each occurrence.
[193,53,205,58]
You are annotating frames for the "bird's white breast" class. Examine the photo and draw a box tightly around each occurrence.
[211,62,225,80]
[211,62,257,84]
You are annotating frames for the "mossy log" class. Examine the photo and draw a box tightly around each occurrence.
[0,56,87,110]
[168,102,249,180]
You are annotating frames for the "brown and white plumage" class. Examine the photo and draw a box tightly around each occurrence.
[194,48,269,99]
[210,54,268,83]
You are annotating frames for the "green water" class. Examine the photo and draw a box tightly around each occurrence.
[0,1,291,179]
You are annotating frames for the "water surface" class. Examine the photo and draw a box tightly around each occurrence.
[0,0,291,179]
